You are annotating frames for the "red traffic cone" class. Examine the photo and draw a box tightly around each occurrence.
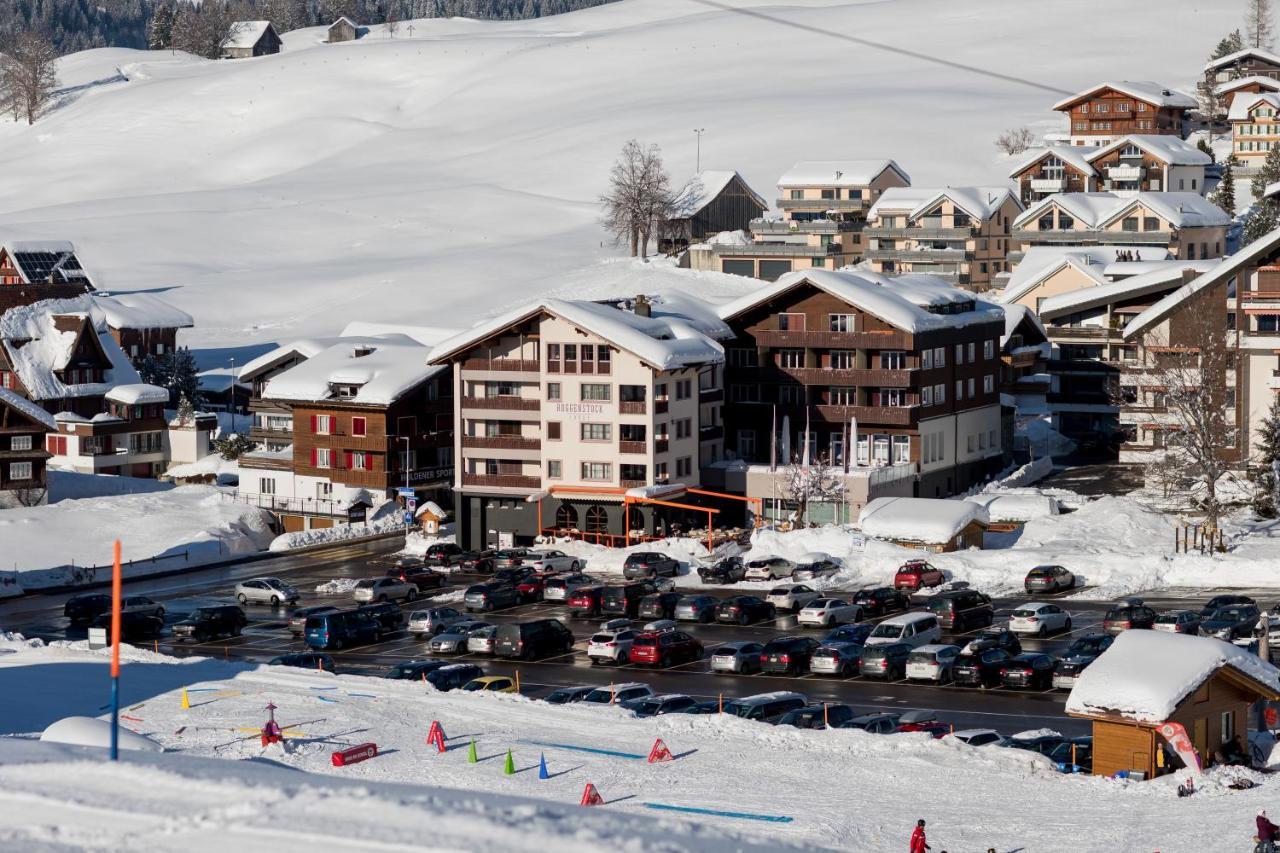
[426,720,447,753]
[647,738,673,763]
[580,783,604,806]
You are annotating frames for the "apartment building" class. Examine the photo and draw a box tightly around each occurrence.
[712,269,1006,519]
[0,387,54,508]
[1010,136,1211,207]
[863,187,1023,291]
[1230,92,1280,168]
[428,294,729,550]
[1051,82,1195,146]
[47,384,174,477]
[1009,145,1099,205]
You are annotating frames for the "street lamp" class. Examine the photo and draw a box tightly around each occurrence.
[228,355,236,434]
[693,128,705,172]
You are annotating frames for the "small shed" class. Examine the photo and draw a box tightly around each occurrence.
[662,170,768,253]
[327,16,364,43]
[222,21,282,59]
[1066,631,1280,780]
[857,497,989,553]
[964,494,1060,532]
[416,500,447,535]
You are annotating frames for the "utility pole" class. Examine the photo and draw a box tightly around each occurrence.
[228,356,236,434]
[693,128,705,172]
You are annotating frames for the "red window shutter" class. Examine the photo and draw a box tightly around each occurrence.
[345,452,353,469]
[310,415,318,432]
[310,448,318,467]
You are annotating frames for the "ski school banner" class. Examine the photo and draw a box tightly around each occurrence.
[1158,722,1201,775]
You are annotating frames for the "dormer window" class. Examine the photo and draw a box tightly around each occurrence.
[1120,144,1142,158]
[353,346,375,358]
[331,384,360,399]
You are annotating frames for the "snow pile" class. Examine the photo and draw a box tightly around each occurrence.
[965,493,1060,524]
[269,501,405,552]
[262,335,444,406]
[39,716,163,752]
[1066,630,1280,723]
[314,578,361,594]
[858,497,988,544]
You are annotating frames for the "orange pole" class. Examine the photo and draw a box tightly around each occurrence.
[706,509,713,554]
[537,497,542,538]
[624,497,631,547]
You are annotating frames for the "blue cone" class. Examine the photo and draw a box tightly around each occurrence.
[538,751,549,780]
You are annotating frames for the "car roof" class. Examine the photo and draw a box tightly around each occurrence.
[1017,601,1053,609]
[593,682,647,691]
[951,728,1000,737]
[712,640,759,650]
[646,693,691,702]
[879,611,935,624]
[913,644,958,653]
[729,691,806,703]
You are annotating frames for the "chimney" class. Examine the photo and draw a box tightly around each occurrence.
[352,345,375,358]
[634,295,652,318]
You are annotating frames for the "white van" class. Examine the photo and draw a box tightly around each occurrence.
[864,612,941,649]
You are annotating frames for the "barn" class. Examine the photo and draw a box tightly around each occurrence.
[222,21,283,59]
[662,170,768,253]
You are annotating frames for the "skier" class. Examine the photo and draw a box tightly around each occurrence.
[1257,810,1279,853]
[909,818,930,853]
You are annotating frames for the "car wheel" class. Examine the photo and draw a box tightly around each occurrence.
[738,612,749,626]
[379,594,388,603]
[406,589,418,602]
[237,593,248,605]
[1038,625,1048,638]
[1064,617,1073,631]
[269,595,280,607]
[570,561,580,571]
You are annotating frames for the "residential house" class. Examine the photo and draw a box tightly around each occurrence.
[1051,82,1196,146]
[1000,246,1172,312]
[712,269,1006,520]
[1215,75,1280,116]
[858,497,989,552]
[0,387,54,508]
[327,16,364,42]
[663,170,768,253]
[94,293,194,368]
[48,384,173,477]
[238,337,343,453]
[1204,47,1280,87]
[427,293,730,550]
[222,21,282,59]
[1010,136,1211,206]
[863,186,1023,291]
[0,241,94,316]
[1229,92,1280,169]
[999,303,1052,433]
[1009,145,1099,205]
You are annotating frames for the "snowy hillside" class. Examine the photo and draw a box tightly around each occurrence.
[0,0,1222,352]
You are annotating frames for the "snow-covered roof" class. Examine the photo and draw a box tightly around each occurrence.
[1052,81,1197,111]
[92,293,193,330]
[1215,75,1280,96]
[415,500,447,518]
[0,387,55,430]
[867,186,1019,223]
[224,21,276,50]
[0,297,141,401]
[1,241,92,286]
[1229,91,1280,121]
[1087,135,1211,167]
[1038,260,1217,320]
[1008,145,1099,179]
[238,337,345,381]
[262,335,445,405]
[716,269,1004,334]
[999,303,1048,347]
[196,369,248,394]
[777,159,910,188]
[1013,192,1230,230]
[857,497,988,544]
[338,322,461,347]
[105,384,170,406]
[998,247,1115,306]
[964,493,1059,523]
[1204,46,1280,72]
[329,15,360,28]
[429,296,725,372]
[1066,630,1280,723]
[674,170,767,216]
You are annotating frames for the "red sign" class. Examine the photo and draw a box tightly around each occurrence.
[647,738,673,764]
[331,743,378,767]
[1267,707,1278,729]
[1157,722,1201,775]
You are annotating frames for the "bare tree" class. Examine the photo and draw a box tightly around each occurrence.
[0,31,59,125]
[780,453,845,526]
[9,485,48,507]
[601,139,673,258]
[1247,0,1275,49]
[386,2,401,36]
[994,126,1036,156]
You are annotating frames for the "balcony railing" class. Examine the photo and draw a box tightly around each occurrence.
[462,473,541,490]
[775,198,866,211]
[1029,177,1066,193]
[698,387,723,403]
[619,400,647,415]
[813,404,919,426]
[621,479,647,489]
[708,241,848,257]
[699,424,724,441]
[865,226,975,239]
[619,440,647,454]
[759,365,916,386]
[750,218,856,235]
[865,248,973,263]
[753,329,911,349]
[1048,326,1118,339]
[460,396,540,411]
[1106,165,1144,181]
[462,435,541,451]
[1013,228,1172,244]
[462,358,539,372]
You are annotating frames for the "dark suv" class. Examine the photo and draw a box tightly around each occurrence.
[1103,603,1157,633]
[1201,604,1261,641]
[715,595,775,625]
[64,592,112,625]
[601,582,657,617]
[172,605,246,642]
[759,636,821,676]
[952,648,1009,687]
[852,586,908,618]
[426,663,484,691]
[638,591,682,620]
[91,610,164,642]
[697,556,745,584]
[927,589,994,631]
[359,601,405,633]
[494,619,576,659]
[423,542,465,566]
[623,552,679,580]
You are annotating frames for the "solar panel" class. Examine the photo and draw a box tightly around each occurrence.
[13,251,89,283]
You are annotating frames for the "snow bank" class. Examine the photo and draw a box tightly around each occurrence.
[40,716,163,752]
[858,497,988,544]
[965,493,1060,524]
[269,502,406,552]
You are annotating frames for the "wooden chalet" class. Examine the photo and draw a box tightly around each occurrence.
[0,387,54,507]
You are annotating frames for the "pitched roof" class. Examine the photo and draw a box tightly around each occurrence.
[858,497,988,544]
[998,247,1115,306]
[776,159,910,188]
[999,303,1048,348]
[673,170,767,217]
[1215,75,1280,96]
[1007,145,1099,179]
[867,186,1020,222]
[238,336,346,382]
[1228,91,1280,121]
[93,293,193,330]
[1038,260,1217,320]
[1087,134,1211,167]
[0,386,55,430]
[329,15,360,28]
[1204,46,1280,72]
[1013,192,1229,230]
[2,241,92,286]
[261,335,446,406]
[0,297,141,401]
[224,21,277,50]
[1052,81,1197,111]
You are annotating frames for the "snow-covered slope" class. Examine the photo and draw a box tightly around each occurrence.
[0,0,1219,350]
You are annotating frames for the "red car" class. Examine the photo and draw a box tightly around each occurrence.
[567,586,603,618]
[895,710,949,738]
[516,573,552,602]
[628,630,703,668]
[893,560,945,591]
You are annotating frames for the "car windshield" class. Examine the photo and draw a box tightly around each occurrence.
[1155,613,1180,622]
[907,651,936,664]
[1210,608,1244,621]
[1011,609,1039,618]
[1070,638,1107,653]
[355,579,377,588]
[869,623,903,638]
[632,636,658,647]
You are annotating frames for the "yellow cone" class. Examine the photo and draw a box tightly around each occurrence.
[181,687,190,710]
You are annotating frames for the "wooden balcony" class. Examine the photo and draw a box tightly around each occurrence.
[460,396,541,411]
[621,479,647,489]
[462,473,540,490]
[462,358,539,372]
[619,400,647,415]
[812,404,919,427]
[761,365,916,386]
[462,435,541,451]
[619,441,647,454]
[753,329,911,349]
[698,387,724,403]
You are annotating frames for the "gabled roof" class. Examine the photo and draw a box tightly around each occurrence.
[673,170,767,217]
[867,186,1020,223]
[1013,192,1229,230]
[1228,91,1280,121]
[329,15,360,28]
[1,241,92,286]
[1204,46,1280,72]
[93,293,193,330]
[1087,135,1211,167]
[1038,260,1217,320]
[1052,81,1197,111]
[1215,75,1280,96]
[0,297,141,401]
[999,303,1048,348]
[261,335,445,406]
[1007,145,1099,179]
[997,247,1114,306]
[858,497,988,544]
[0,386,55,430]
[777,159,910,188]
[224,21,278,50]
[238,336,345,382]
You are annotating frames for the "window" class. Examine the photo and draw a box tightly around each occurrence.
[892,435,910,464]
[581,383,611,401]
[778,386,804,405]
[778,313,806,331]
[967,377,975,397]
[935,383,945,403]
[313,414,334,435]
[156,344,166,355]
[314,448,332,469]
[989,429,997,448]
[921,385,933,406]
[934,347,946,367]
[983,339,995,359]
[1143,217,1160,232]
[1221,711,1235,744]
[955,380,964,400]
[581,423,612,441]
[656,461,670,481]
[735,431,756,459]
[351,417,366,437]
[563,344,577,373]
[954,343,964,364]
[728,348,758,367]
[878,389,905,407]
[790,189,803,200]
[983,374,994,393]
[829,313,858,332]
[350,452,369,471]
[547,344,561,373]
[676,379,692,400]
[879,351,905,369]
[777,349,805,368]
[547,460,562,479]
[676,457,692,477]
[9,461,32,480]
[259,477,275,495]
[597,346,611,375]
[581,462,612,481]
[830,350,856,370]
[730,384,762,403]
[922,349,933,369]
[967,342,976,362]
[547,382,561,401]
[10,435,31,452]
[829,386,856,405]
[1122,217,1139,232]
[978,432,987,449]
[548,422,562,440]
[675,418,692,439]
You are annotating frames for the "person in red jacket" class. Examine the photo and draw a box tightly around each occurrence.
[1258,810,1279,853]
[910,819,930,853]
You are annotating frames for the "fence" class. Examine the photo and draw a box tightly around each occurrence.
[1173,524,1226,554]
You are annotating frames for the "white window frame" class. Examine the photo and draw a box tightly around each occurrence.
[316,448,332,469]
[984,374,994,394]
[9,461,32,480]
[10,435,32,452]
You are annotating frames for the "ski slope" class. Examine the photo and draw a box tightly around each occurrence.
[0,0,1222,353]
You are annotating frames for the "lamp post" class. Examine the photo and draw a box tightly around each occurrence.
[693,128,705,172]
[228,356,236,434]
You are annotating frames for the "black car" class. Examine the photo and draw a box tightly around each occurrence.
[698,556,745,584]
[927,589,994,632]
[544,685,595,705]
[851,586,908,618]
[823,623,873,645]
[422,543,465,566]
[858,642,912,680]
[966,628,1022,657]
[715,595,775,625]
[759,635,821,675]
[456,549,498,573]
[427,663,484,691]
[1053,634,1115,689]
[288,605,341,638]
[90,611,163,642]
[382,659,449,680]
[493,548,531,570]
[1000,653,1057,689]
[269,652,335,672]
[387,566,448,589]
[494,618,576,660]
[1201,604,1261,641]
[601,582,657,617]
[493,567,537,586]
[777,703,856,730]
[64,593,111,625]
[631,694,701,717]
[623,552,679,580]
[1200,595,1256,617]
[952,648,1009,687]
[172,605,247,642]
[359,601,405,633]
[464,582,521,612]
[638,591,682,620]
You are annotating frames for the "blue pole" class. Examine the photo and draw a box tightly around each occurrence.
[110,677,119,761]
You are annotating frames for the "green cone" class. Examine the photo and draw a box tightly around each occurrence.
[503,748,515,776]
[467,740,478,764]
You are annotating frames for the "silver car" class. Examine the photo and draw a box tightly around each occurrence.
[543,573,597,601]
[466,625,498,655]
[674,594,718,623]
[430,620,491,654]
[407,607,465,638]
[809,641,863,677]
[709,641,764,674]
[235,577,299,607]
[353,576,419,604]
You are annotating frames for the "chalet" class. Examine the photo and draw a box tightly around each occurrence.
[94,293,194,367]
[1008,145,1098,205]
[1067,630,1280,779]
[327,16,364,43]
[1051,82,1195,146]
[1215,76,1280,114]
[863,186,1023,291]
[222,21,282,59]
[0,387,54,508]
[663,170,767,253]
[857,496,988,552]
[0,241,94,316]
[1010,136,1210,207]
[1204,47,1280,87]
[238,336,344,453]
[1229,92,1280,168]
[48,384,173,477]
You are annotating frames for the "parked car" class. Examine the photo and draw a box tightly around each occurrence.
[544,685,594,704]
[91,611,163,643]
[602,582,658,617]
[797,598,862,628]
[1200,594,1256,617]
[543,573,597,601]
[1000,652,1058,689]
[629,631,703,667]
[587,628,638,665]
[382,659,448,680]
[859,642,912,680]
[1153,610,1202,635]
[63,592,111,625]
[122,595,165,619]
[837,712,901,734]
[778,703,856,730]
[359,601,405,634]
[514,573,552,603]
[905,644,961,683]
[462,676,518,693]
[386,566,447,590]
[567,586,604,618]
[1023,565,1075,594]
[767,584,822,613]
[455,549,498,573]
[172,605,247,643]
[408,607,466,638]
[269,652,334,672]
[744,556,795,581]
[623,552,679,580]
[1008,603,1072,637]
[674,594,719,623]
[1052,634,1114,690]
[642,618,679,634]
[235,577,299,607]
[949,729,1004,747]
[926,589,994,632]
[303,608,380,649]
[893,559,945,591]
[851,586,909,618]
[759,635,821,675]
[1000,732,1067,757]
[698,556,746,584]
[823,623,873,646]
[422,542,465,566]
[583,683,654,705]
[493,618,575,659]
[715,595,776,625]
[1048,736,1093,773]
[289,605,340,638]
[466,625,499,655]
[965,628,1022,656]
[492,567,537,587]
[722,692,808,724]
[673,700,722,715]
[464,582,521,612]
[1103,602,1157,633]
[631,694,700,717]
[809,641,864,677]
[895,709,951,738]
[353,576,419,604]
[429,619,491,653]
[638,591,682,620]
[865,612,941,649]
[709,641,764,674]
[952,649,1009,688]
[493,548,531,570]
[525,549,582,573]
[791,552,842,582]
[426,663,484,691]
[1201,604,1261,641]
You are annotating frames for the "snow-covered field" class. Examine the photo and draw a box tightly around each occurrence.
[0,634,1272,853]
[0,0,1222,352]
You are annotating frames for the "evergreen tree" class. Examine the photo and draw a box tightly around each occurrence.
[175,393,195,425]
[147,3,174,49]
[1215,158,1237,216]
[1252,145,1280,200]
[1255,398,1280,516]
[138,352,168,387]
[167,347,203,406]
[1197,138,1217,163]
[1244,200,1279,246]
[1211,29,1246,59]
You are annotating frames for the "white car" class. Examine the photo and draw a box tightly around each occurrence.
[522,549,581,573]
[904,644,961,682]
[353,576,419,603]
[235,577,299,606]
[1008,602,1072,637]
[543,573,596,601]
[767,584,821,613]
[797,598,862,628]
[587,629,637,664]
[948,728,1003,747]
[744,556,796,581]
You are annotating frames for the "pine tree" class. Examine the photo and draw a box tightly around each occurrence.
[1197,138,1217,163]
[1215,158,1237,216]
[1252,145,1280,200]
[1244,200,1279,246]
[1255,398,1280,516]
[138,353,168,387]
[147,4,174,49]
[175,393,195,425]
[167,347,203,406]
[1212,29,1246,59]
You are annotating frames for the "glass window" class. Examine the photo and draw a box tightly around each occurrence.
[829,314,858,332]
[921,385,932,406]
[676,379,692,400]
[934,347,946,367]
[777,349,805,368]
[548,422,562,440]
[581,462,612,481]
[955,380,964,400]
[723,259,755,278]
[547,382,561,400]
[893,435,910,464]
[9,461,32,480]
[879,351,905,369]
[581,423,612,441]
[547,460,562,479]
[547,344,560,372]
[983,374,994,393]
[581,383,611,401]
[922,349,933,369]
[11,435,32,452]
[830,350,856,370]
[955,343,964,364]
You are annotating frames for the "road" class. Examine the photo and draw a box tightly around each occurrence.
[5,537,1277,738]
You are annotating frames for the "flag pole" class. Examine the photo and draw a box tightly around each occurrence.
[110,539,122,761]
